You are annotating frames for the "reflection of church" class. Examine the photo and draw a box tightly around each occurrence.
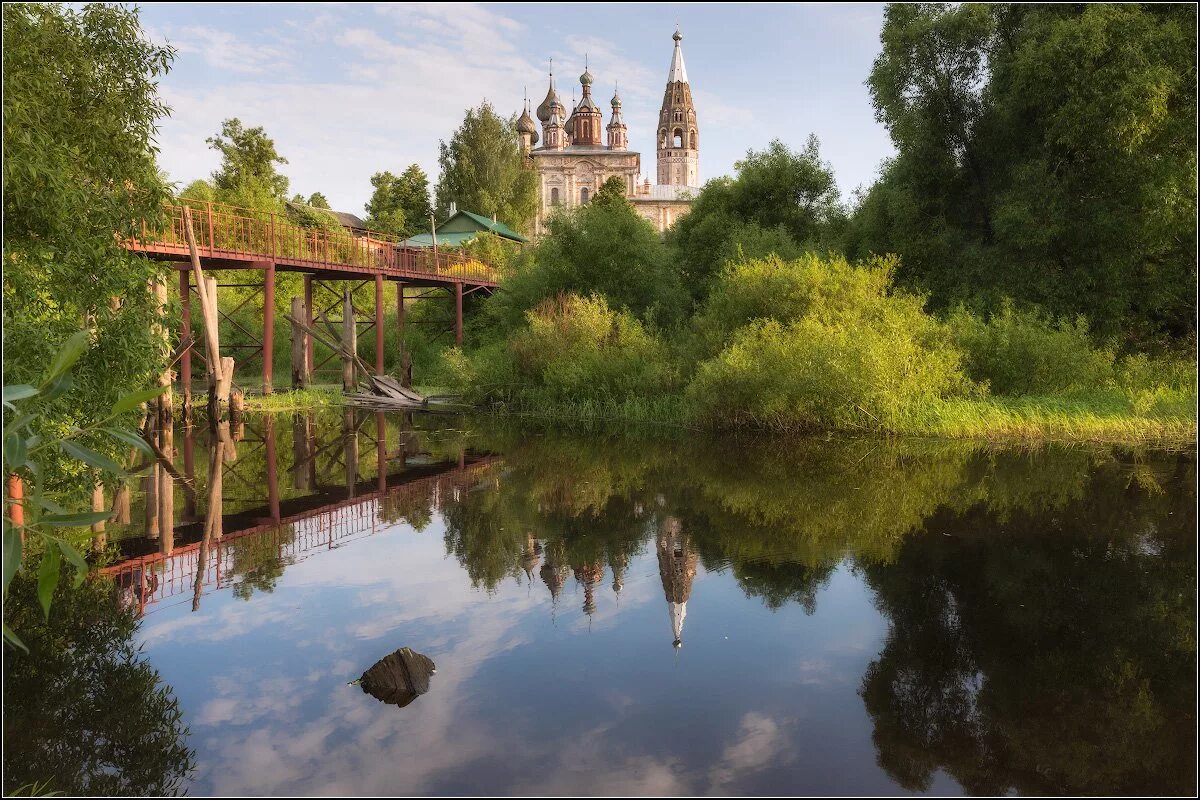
[517,29,699,236]
[656,516,697,649]
[530,515,698,648]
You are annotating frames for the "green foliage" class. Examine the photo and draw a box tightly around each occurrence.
[3,332,164,649]
[305,192,330,209]
[668,137,846,303]
[3,0,175,496]
[948,301,1116,395]
[592,175,631,208]
[3,571,195,795]
[686,253,972,431]
[852,3,1197,344]
[286,200,340,231]
[365,164,432,237]
[206,117,290,200]
[510,295,676,402]
[434,103,538,234]
[454,295,676,413]
[497,197,685,329]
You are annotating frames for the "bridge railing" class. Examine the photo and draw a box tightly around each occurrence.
[130,201,500,284]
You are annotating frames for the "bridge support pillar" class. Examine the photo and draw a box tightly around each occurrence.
[179,268,192,412]
[303,274,314,375]
[375,273,385,376]
[262,262,275,394]
[455,282,463,346]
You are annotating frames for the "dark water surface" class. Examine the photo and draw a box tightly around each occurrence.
[4,411,1196,796]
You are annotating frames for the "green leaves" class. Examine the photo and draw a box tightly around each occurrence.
[109,385,167,417]
[59,440,125,475]
[3,384,39,409]
[3,521,23,597]
[100,426,154,456]
[36,545,60,621]
[42,329,92,387]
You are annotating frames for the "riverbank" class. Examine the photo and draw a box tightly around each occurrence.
[218,385,1195,448]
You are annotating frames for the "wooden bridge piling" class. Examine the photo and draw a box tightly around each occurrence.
[179,269,193,412]
[291,297,309,389]
[261,261,275,395]
[303,275,314,375]
[375,274,385,376]
[342,290,357,392]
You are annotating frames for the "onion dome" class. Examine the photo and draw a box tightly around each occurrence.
[536,68,560,124]
[580,68,593,87]
[611,86,621,108]
[517,104,536,134]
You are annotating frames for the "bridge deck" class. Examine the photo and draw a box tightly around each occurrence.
[125,201,500,289]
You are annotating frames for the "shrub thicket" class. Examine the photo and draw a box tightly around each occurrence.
[687,254,972,430]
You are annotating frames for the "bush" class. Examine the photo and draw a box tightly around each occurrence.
[687,253,972,430]
[692,252,900,356]
[501,294,676,404]
[948,302,1116,396]
[688,314,970,431]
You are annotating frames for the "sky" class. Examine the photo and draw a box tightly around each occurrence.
[139,2,895,217]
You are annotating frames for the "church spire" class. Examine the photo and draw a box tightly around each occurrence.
[667,28,688,83]
[657,28,699,188]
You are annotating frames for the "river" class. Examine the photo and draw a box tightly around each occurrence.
[4,410,1195,795]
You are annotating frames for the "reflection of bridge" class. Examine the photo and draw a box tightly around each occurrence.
[101,453,500,615]
[123,201,500,392]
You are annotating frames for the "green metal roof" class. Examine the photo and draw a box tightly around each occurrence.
[400,209,528,248]
[400,231,481,248]
[442,210,528,242]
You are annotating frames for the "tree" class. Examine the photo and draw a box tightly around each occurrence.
[851,3,1197,346]
[592,175,630,209]
[497,197,686,329]
[364,164,431,237]
[434,103,538,234]
[306,191,330,209]
[3,2,175,493]
[667,137,845,303]
[206,117,290,200]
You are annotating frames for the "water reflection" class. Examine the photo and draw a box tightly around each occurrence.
[3,573,195,795]
[21,412,1198,795]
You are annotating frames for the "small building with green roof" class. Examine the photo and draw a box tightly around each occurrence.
[401,206,528,248]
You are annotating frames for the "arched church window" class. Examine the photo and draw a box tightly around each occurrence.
[690,129,697,149]
[580,187,590,205]
[673,128,683,148]
[659,129,667,149]
[551,187,560,206]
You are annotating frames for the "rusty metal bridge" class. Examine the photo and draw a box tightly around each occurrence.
[123,201,502,393]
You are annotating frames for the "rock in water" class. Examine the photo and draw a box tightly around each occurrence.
[358,647,436,708]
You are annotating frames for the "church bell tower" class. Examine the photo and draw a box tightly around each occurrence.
[657,29,698,188]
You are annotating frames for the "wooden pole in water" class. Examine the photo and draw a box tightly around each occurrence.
[151,276,173,425]
[179,268,193,415]
[375,273,385,376]
[158,419,174,556]
[262,262,275,395]
[303,275,314,376]
[291,297,309,389]
[182,207,224,403]
[342,290,357,392]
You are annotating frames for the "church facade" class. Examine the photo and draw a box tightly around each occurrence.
[517,29,699,236]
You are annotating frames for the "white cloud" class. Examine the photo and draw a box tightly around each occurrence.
[163,25,294,74]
